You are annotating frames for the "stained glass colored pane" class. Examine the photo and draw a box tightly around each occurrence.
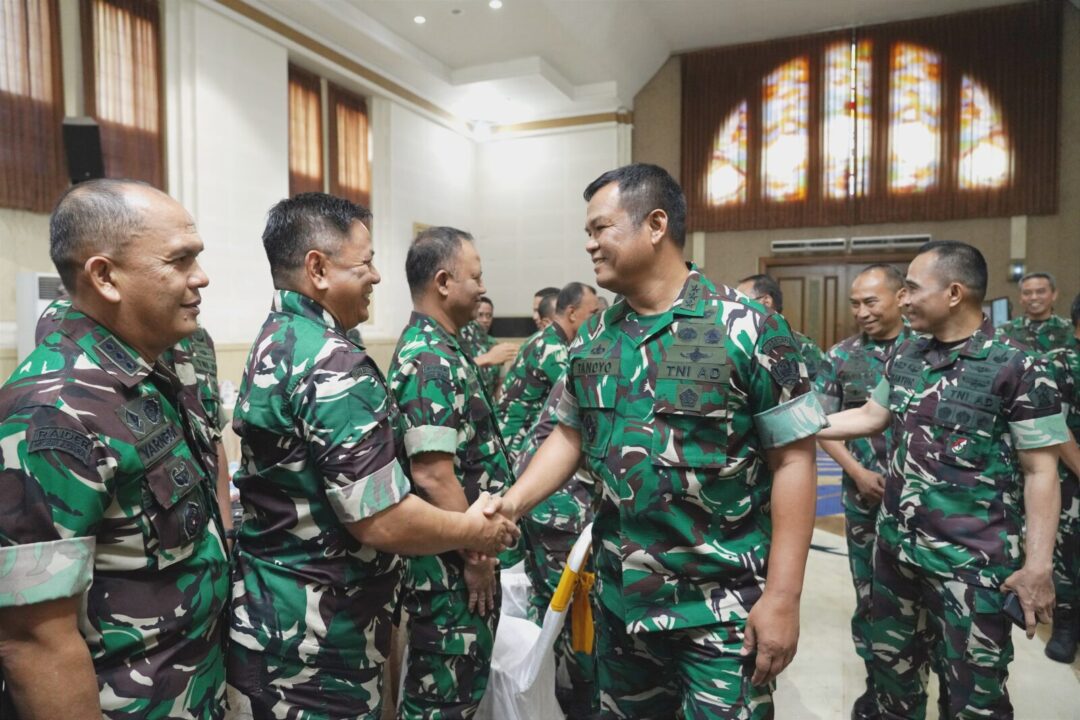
[707,101,748,206]
[823,41,872,199]
[762,57,809,202]
[889,43,940,193]
[959,75,1010,189]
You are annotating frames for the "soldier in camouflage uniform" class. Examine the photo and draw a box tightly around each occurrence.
[497,281,600,464]
[815,264,911,720]
[821,241,1068,719]
[1043,293,1080,662]
[533,287,560,331]
[501,165,827,719]
[36,297,236,542]
[995,271,1073,351]
[0,180,230,718]
[227,195,516,719]
[737,273,828,382]
[457,296,516,399]
[389,226,515,719]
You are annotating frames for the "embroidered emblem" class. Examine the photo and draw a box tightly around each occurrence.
[28,426,93,465]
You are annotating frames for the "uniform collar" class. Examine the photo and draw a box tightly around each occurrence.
[59,307,156,389]
[273,289,345,334]
[860,322,911,348]
[548,320,571,345]
[614,264,712,348]
[922,315,995,369]
[409,310,461,351]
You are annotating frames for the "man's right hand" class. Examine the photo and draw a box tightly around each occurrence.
[851,466,885,503]
[464,492,519,556]
[478,343,517,367]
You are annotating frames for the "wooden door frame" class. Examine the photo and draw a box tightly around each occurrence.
[758,252,916,273]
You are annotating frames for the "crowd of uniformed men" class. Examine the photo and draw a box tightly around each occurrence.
[0,164,1076,720]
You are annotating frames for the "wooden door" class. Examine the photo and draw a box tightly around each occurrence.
[761,255,912,351]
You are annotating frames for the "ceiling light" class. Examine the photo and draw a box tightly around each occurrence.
[488,0,502,9]
[413,15,426,24]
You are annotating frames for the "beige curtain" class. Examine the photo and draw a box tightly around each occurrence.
[328,82,370,209]
[0,0,66,212]
[288,64,323,196]
[83,0,163,188]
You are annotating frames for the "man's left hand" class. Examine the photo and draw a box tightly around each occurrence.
[1001,565,1055,639]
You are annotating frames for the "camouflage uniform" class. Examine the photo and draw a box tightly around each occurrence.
[513,377,597,704]
[868,318,1068,719]
[227,290,411,718]
[458,320,501,398]
[496,321,571,464]
[554,267,827,719]
[389,312,512,720]
[995,313,1073,351]
[815,327,911,691]
[1048,338,1080,622]
[794,330,827,383]
[0,306,230,719]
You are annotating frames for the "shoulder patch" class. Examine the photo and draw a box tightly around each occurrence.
[761,335,797,356]
[28,426,94,465]
[351,362,378,380]
[771,358,801,388]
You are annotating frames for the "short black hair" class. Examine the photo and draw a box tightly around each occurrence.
[556,282,595,314]
[262,192,371,285]
[538,293,558,321]
[405,226,473,297]
[535,286,559,298]
[740,274,783,313]
[49,179,151,291]
[916,240,988,303]
[1070,292,1080,328]
[1020,272,1056,291]
[857,263,906,292]
[478,296,493,309]
[583,163,687,248]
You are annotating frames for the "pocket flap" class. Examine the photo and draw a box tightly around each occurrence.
[408,625,479,656]
[146,456,201,510]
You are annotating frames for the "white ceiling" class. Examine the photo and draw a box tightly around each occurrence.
[255,0,1022,125]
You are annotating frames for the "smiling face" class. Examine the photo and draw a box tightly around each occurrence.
[445,240,486,330]
[109,188,209,354]
[850,269,906,340]
[320,220,380,330]
[584,182,656,295]
[1019,276,1057,321]
[902,251,956,334]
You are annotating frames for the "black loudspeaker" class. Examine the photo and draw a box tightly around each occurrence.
[62,117,104,185]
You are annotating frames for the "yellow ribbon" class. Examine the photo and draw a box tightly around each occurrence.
[570,571,595,654]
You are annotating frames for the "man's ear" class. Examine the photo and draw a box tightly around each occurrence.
[84,256,120,304]
[434,269,452,299]
[947,282,965,309]
[647,209,669,247]
[306,250,330,291]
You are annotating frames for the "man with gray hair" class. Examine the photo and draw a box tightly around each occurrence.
[227,196,517,718]
[0,179,230,718]
[389,226,515,719]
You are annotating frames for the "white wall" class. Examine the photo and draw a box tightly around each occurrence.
[165,2,289,347]
[366,98,478,339]
[474,125,623,316]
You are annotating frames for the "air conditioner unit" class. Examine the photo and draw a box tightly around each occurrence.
[16,272,64,362]
[849,234,930,252]
[770,238,847,254]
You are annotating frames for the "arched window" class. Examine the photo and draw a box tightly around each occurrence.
[707,101,747,206]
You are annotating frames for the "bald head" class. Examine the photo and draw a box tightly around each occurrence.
[49,179,162,292]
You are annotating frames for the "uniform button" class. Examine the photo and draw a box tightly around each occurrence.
[183,502,203,539]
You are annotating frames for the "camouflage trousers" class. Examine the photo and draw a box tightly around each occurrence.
[397,582,500,720]
[594,600,773,720]
[1053,467,1080,613]
[842,483,878,685]
[871,544,1014,720]
[521,517,598,705]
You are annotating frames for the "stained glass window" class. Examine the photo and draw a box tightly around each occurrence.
[959,75,1010,189]
[762,57,809,202]
[707,101,748,206]
[889,43,941,193]
[824,40,872,199]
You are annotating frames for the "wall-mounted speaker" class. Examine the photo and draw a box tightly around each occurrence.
[62,117,104,185]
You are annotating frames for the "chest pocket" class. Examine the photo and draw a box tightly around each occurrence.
[651,378,728,469]
[143,454,208,567]
[573,359,619,459]
[929,367,1004,472]
[839,356,875,408]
